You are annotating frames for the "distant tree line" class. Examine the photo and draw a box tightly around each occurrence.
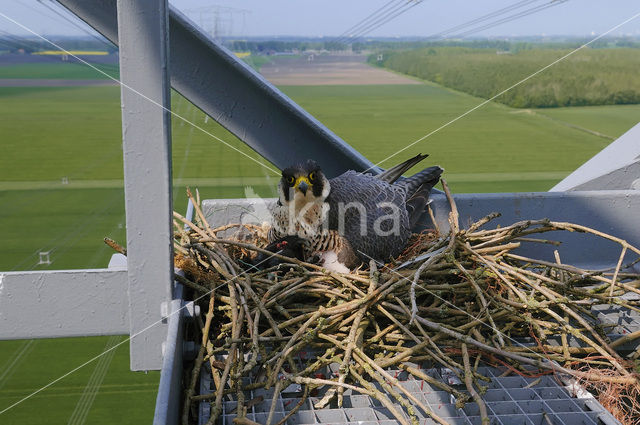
[0,37,116,54]
[371,46,640,108]
[357,37,640,52]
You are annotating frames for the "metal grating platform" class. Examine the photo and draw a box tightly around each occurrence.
[593,304,640,335]
[198,364,619,425]
[192,195,640,425]
[511,303,640,354]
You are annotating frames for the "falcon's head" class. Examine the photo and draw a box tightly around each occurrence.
[278,159,331,207]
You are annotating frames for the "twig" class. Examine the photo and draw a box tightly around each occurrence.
[104,237,126,255]
[462,343,489,425]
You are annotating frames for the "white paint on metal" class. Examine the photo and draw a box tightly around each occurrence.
[153,286,185,425]
[107,254,127,268]
[551,122,640,191]
[117,0,174,371]
[205,191,640,272]
[0,269,129,339]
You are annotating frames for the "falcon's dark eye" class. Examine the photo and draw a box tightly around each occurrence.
[309,172,315,181]
[286,176,295,185]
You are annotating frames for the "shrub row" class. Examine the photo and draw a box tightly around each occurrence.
[372,47,640,108]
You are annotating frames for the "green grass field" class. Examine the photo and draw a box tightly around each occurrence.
[242,54,273,71]
[3,81,640,271]
[0,61,118,79]
[0,336,158,424]
[1,60,639,424]
[535,104,640,139]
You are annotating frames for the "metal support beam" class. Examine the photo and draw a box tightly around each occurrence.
[551,122,640,191]
[426,190,640,270]
[56,0,378,177]
[153,284,184,425]
[0,269,129,339]
[203,190,640,272]
[117,0,174,371]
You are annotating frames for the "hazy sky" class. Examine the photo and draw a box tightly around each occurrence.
[1,0,639,39]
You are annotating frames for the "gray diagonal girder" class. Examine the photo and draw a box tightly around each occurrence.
[56,0,378,178]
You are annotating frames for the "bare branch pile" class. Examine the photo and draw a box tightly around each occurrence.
[173,186,640,425]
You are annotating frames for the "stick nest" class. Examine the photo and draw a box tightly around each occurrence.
[172,185,640,425]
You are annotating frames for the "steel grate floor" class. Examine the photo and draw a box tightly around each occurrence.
[593,304,640,335]
[198,364,618,425]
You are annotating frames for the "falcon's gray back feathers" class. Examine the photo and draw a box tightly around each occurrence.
[269,154,443,270]
[328,162,442,263]
[327,171,410,263]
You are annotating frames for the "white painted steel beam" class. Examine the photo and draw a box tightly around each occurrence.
[203,190,640,272]
[0,269,128,339]
[153,285,185,425]
[117,0,174,371]
[551,122,640,191]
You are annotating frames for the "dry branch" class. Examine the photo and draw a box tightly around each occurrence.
[169,187,640,425]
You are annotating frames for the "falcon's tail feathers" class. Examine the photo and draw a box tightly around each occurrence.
[375,153,429,184]
[402,165,443,195]
[402,165,444,228]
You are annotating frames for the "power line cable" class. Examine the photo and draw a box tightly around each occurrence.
[0,29,41,50]
[339,0,566,45]
[1,10,280,176]
[336,0,424,45]
[3,10,640,418]
[36,0,113,48]
[335,0,404,41]
[356,1,424,42]
[362,1,633,174]
[3,2,117,72]
[452,0,568,38]
[431,0,568,40]
[335,1,419,44]
[0,5,118,272]
[0,37,27,50]
[16,0,90,39]
[431,0,543,38]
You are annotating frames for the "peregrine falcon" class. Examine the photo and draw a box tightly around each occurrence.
[269,154,442,272]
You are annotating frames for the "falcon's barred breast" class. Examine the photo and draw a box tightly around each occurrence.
[269,154,443,271]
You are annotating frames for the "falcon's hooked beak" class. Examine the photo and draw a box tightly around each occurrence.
[278,159,330,205]
[294,177,310,195]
